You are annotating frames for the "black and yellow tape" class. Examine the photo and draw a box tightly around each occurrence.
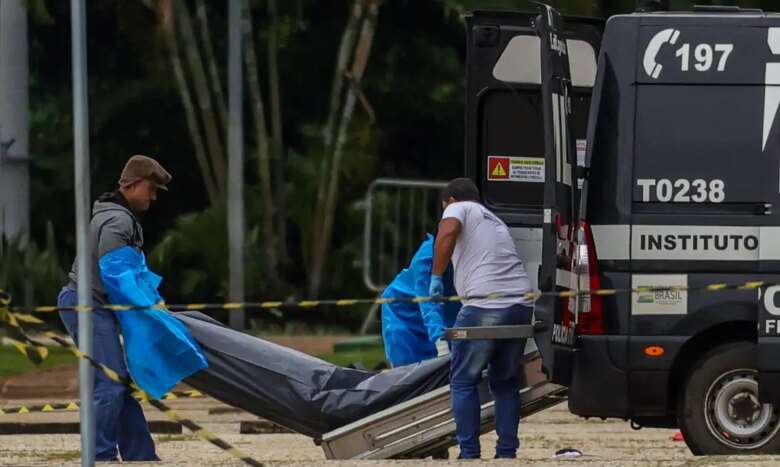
[0,300,262,467]
[0,390,204,416]
[0,279,769,465]
[2,279,771,315]
[0,292,47,364]
[42,332,262,466]
[147,398,262,467]
[0,280,769,363]
[148,389,205,401]
[0,401,81,415]
[0,308,48,364]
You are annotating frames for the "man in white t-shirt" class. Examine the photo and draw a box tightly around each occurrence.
[430,177,533,460]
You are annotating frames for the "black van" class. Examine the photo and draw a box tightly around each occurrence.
[464,4,780,455]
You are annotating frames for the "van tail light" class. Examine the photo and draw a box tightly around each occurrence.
[571,220,605,335]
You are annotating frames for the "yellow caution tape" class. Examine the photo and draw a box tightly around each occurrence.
[0,302,262,467]
[0,390,206,416]
[1,279,775,316]
[0,278,772,466]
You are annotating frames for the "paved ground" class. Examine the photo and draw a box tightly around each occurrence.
[3,336,780,466]
[2,399,780,466]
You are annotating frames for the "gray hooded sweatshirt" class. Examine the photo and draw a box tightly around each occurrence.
[67,191,144,304]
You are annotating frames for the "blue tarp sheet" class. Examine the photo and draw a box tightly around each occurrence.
[381,234,460,366]
[99,246,207,399]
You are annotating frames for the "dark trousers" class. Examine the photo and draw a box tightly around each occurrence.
[58,287,158,462]
[450,303,532,459]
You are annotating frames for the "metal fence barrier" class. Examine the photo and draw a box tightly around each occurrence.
[362,178,448,293]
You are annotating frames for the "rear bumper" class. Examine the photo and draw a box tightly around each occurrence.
[565,335,630,418]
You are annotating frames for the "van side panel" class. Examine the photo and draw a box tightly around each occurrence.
[578,12,780,419]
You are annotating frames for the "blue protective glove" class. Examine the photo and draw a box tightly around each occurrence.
[429,274,444,297]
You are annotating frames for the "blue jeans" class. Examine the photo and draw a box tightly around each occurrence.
[450,304,532,459]
[58,287,158,462]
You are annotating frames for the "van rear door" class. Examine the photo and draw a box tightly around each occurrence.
[533,5,581,384]
[464,6,600,382]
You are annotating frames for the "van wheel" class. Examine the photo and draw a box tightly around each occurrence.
[678,341,780,455]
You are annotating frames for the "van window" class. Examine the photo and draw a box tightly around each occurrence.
[567,39,597,88]
[491,37,597,87]
[485,36,597,210]
[492,36,542,84]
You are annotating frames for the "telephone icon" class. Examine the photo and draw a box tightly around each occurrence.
[643,28,681,79]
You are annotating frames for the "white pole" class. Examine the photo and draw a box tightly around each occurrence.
[71,0,95,465]
[0,0,30,240]
[228,0,245,330]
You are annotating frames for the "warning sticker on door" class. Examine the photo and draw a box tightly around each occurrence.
[487,156,545,183]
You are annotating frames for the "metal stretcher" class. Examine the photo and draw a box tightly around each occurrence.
[177,312,562,460]
[320,351,566,460]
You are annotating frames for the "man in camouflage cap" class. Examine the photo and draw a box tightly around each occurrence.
[56,155,170,461]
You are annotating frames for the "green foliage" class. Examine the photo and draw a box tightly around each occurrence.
[150,204,235,302]
[0,223,65,307]
[147,195,281,304]
[24,0,55,25]
[27,0,780,332]
[147,145,374,325]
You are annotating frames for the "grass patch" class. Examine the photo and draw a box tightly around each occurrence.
[0,346,77,379]
[41,450,81,462]
[317,346,387,370]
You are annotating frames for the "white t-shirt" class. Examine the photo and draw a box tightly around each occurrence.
[442,201,532,308]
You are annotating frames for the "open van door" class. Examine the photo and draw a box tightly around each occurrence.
[461,5,600,383]
[533,5,581,384]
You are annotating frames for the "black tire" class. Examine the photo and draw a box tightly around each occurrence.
[678,341,780,455]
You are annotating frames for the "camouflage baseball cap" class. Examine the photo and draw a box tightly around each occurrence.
[118,155,172,191]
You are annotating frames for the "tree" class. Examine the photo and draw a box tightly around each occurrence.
[267,0,289,267]
[242,0,280,281]
[154,0,386,297]
[155,0,225,205]
[308,0,381,297]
